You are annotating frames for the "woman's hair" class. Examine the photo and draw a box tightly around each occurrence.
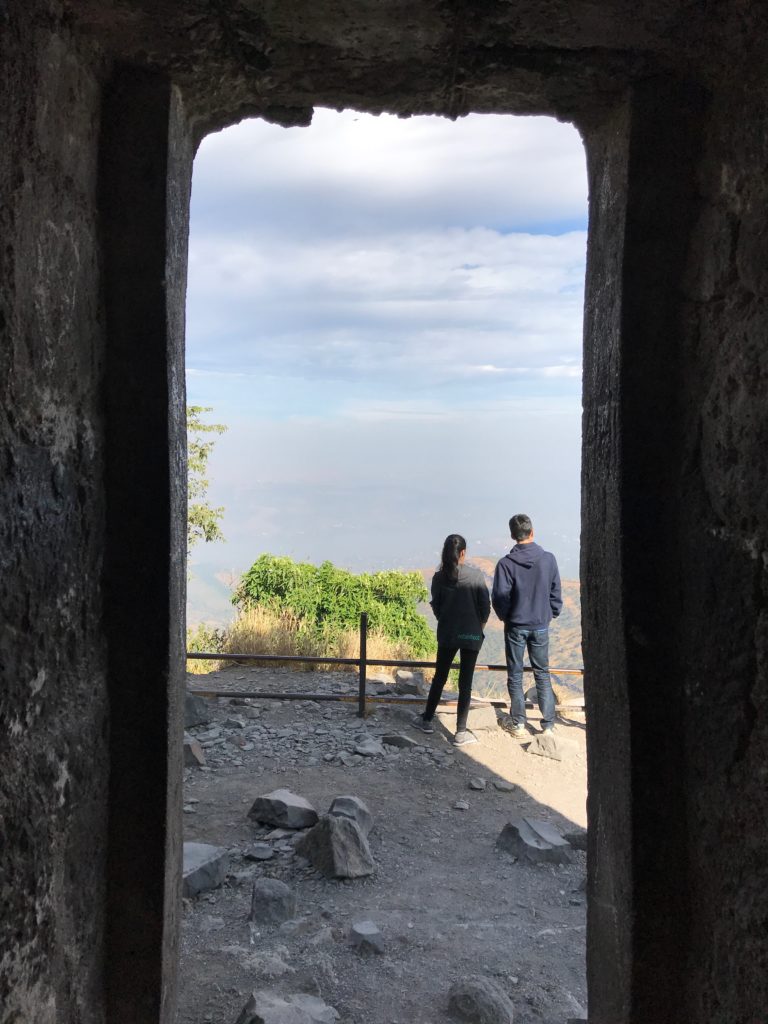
[440,533,466,580]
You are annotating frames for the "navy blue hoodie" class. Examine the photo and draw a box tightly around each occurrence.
[491,541,562,630]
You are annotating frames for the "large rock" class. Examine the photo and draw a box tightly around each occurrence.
[248,789,319,829]
[183,842,229,897]
[250,878,297,924]
[185,692,212,728]
[448,977,515,1024]
[235,991,339,1024]
[496,818,572,865]
[296,815,375,878]
[328,795,373,836]
[527,730,578,762]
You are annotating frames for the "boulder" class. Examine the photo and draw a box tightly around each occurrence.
[248,789,319,829]
[182,842,229,897]
[350,920,385,955]
[235,991,339,1024]
[250,878,297,924]
[183,733,206,767]
[447,976,515,1024]
[296,815,375,878]
[496,818,572,865]
[328,795,373,836]
[185,692,211,729]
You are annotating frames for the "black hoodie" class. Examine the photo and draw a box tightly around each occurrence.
[430,563,491,651]
[491,541,562,630]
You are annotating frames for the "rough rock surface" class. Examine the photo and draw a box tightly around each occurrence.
[328,795,373,836]
[350,920,385,955]
[249,789,320,829]
[235,990,339,1024]
[296,815,375,879]
[250,878,297,925]
[183,843,230,897]
[527,731,578,762]
[448,976,515,1024]
[497,819,572,865]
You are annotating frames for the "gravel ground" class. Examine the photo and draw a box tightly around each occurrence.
[177,667,588,1024]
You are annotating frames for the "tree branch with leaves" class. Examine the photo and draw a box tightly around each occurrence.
[187,405,227,554]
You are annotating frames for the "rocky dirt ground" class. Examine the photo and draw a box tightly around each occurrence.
[177,667,588,1024]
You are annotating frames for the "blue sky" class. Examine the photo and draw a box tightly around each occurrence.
[186,109,587,624]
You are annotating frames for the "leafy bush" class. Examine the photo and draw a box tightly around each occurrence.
[186,621,227,674]
[232,554,435,657]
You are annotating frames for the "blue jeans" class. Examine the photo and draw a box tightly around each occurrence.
[504,626,555,729]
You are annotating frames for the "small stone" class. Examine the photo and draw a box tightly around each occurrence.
[224,716,247,729]
[381,733,419,749]
[183,734,206,767]
[350,919,385,954]
[527,730,578,762]
[248,789,319,829]
[184,692,211,729]
[393,669,427,696]
[453,799,470,811]
[497,818,572,865]
[250,877,297,925]
[244,843,274,861]
[493,781,516,793]
[468,778,487,791]
[564,828,588,851]
[182,842,229,897]
[447,976,515,1024]
[354,738,385,757]
[235,991,339,1024]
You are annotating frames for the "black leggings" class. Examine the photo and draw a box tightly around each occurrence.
[423,645,479,732]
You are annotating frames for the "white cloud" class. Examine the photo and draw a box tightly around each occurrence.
[186,109,587,612]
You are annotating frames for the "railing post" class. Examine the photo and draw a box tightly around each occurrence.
[357,612,368,718]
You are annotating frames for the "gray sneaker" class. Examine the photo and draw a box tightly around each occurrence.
[453,730,479,746]
[411,714,434,734]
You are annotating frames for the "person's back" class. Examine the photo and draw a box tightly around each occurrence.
[432,562,490,649]
[491,514,561,737]
[492,541,561,629]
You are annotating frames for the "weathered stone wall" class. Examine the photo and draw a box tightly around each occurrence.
[3,2,768,1023]
[674,76,768,1021]
[0,5,109,1022]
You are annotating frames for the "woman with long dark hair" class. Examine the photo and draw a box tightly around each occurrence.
[412,534,490,746]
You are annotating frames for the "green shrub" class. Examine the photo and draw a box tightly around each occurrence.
[186,622,227,674]
[232,554,435,657]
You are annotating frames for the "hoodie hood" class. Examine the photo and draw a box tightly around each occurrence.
[505,542,544,569]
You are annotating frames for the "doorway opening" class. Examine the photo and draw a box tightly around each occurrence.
[181,109,588,1024]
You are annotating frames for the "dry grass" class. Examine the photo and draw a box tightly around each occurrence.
[186,606,420,674]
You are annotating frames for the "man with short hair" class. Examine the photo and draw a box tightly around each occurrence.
[492,514,562,736]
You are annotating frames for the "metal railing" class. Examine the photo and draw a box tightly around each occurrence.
[187,612,584,718]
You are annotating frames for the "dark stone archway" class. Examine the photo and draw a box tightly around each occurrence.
[2,3,767,1023]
